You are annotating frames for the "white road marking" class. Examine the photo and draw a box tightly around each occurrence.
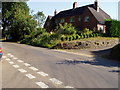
[37,72,49,77]
[13,57,18,60]
[13,65,20,68]
[6,58,11,61]
[10,55,14,58]
[49,78,63,85]
[29,67,38,71]
[65,86,74,88]
[7,53,12,55]
[36,82,49,88]
[2,56,7,58]
[24,63,31,67]
[18,69,27,73]
[17,60,24,63]
[25,74,36,79]
[9,61,14,64]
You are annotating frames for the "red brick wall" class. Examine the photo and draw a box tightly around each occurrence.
[54,7,98,31]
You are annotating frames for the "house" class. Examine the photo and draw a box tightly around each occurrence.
[44,0,111,33]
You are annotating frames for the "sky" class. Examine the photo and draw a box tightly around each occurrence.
[27,0,119,20]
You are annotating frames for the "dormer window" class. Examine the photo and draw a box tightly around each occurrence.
[60,18,65,23]
[85,16,90,22]
[78,16,81,21]
[70,17,75,22]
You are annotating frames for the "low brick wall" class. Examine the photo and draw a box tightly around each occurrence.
[55,38,120,49]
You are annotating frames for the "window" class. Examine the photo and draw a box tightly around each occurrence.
[70,17,75,22]
[78,16,81,21]
[60,18,65,23]
[47,22,49,26]
[55,19,58,24]
[85,16,90,22]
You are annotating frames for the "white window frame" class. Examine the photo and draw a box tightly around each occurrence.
[70,17,75,22]
[78,16,81,21]
[60,18,65,23]
[85,16,90,22]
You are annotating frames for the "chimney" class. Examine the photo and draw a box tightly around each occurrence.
[73,2,77,9]
[54,9,57,16]
[94,0,99,12]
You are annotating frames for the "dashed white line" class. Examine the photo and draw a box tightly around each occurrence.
[13,57,18,60]
[25,74,36,79]
[65,86,74,88]
[36,82,49,88]
[2,56,7,59]
[24,63,31,67]
[9,61,14,64]
[10,55,14,58]
[37,72,49,77]
[17,60,24,63]
[12,65,20,68]
[49,78,63,85]
[29,67,38,71]
[6,58,11,61]
[7,53,12,56]
[18,69,27,73]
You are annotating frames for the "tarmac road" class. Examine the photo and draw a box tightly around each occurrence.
[1,42,119,88]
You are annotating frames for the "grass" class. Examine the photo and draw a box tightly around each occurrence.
[61,37,119,43]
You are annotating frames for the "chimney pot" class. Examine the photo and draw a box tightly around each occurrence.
[73,2,77,9]
[54,9,57,16]
[94,0,99,12]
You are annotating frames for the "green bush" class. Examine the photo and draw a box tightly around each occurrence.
[76,35,80,39]
[61,36,66,41]
[105,19,120,37]
[65,36,69,41]
[69,36,73,41]
[56,23,77,35]
[110,44,120,61]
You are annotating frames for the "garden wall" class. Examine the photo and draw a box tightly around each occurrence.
[55,38,120,49]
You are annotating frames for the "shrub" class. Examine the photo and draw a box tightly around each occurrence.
[109,44,120,61]
[76,35,80,39]
[56,23,77,35]
[65,36,69,41]
[72,35,77,40]
[69,36,73,41]
[61,36,66,41]
[105,19,120,37]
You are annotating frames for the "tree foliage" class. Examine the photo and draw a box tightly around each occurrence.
[105,19,120,37]
[33,11,46,28]
[2,2,37,41]
[56,23,76,35]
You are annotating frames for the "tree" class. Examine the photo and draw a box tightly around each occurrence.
[33,11,46,28]
[2,2,37,41]
[56,23,76,35]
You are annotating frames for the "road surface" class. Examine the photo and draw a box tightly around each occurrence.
[0,42,119,88]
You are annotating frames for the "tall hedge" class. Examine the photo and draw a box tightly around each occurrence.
[105,20,120,37]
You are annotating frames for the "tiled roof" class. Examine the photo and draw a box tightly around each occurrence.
[88,7,111,22]
[53,4,111,22]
